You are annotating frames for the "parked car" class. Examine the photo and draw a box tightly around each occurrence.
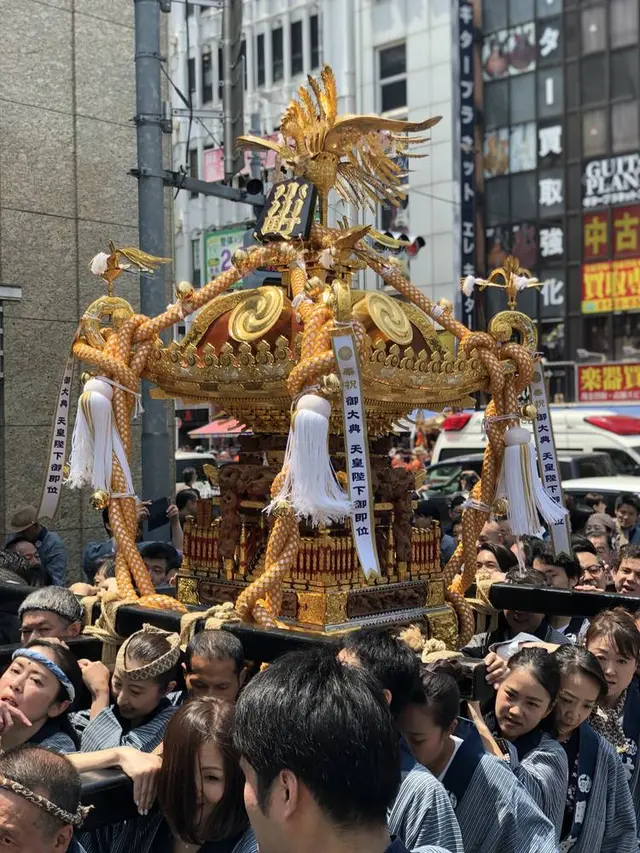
[561,476,640,514]
[432,408,640,474]
[423,451,616,497]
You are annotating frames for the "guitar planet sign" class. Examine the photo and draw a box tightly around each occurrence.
[582,153,640,210]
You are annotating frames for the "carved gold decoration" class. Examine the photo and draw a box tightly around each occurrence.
[90,490,110,511]
[177,576,199,605]
[237,65,440,224]
[176,281,196,301]
[427,609,458,648]
[325,591,349,624]
[426,579,445,607]
[489,309,538,351]
[463,255,541,312]
[352,292,413,345]
[228,287,285,342]
[203,464,219,487]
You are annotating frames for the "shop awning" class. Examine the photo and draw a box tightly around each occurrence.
[188,419,250,437]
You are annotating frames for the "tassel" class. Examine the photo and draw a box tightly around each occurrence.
[268,394,351,526]
[495,427,568,537]
[67,378,134,495]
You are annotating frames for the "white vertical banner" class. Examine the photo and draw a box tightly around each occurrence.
[530,363,572,555]
[38,350,75,521]
[331,329,381,581]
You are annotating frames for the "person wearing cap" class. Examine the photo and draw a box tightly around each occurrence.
[78,625,179,753]
[5,505,67,586]
[0,638,82,754]
[0,744,89,852]
[19,587,83,643]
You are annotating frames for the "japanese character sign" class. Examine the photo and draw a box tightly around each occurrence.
[39,351,75,520]
[331,330,381,580]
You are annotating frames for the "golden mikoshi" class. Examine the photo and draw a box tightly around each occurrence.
[66,65,561,646]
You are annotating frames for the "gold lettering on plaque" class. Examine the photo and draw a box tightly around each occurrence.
[261,182,309,237]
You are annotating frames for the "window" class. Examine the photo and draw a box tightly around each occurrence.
[187,2,194,16]
[567,112,581,160]
[187,57,196,101]
[566,61,580,109]
[610,0,639,49]
[511,173,537,220]
[611,49,639,100]
[310,14,320,69]
[581,55,606,103]
[379,43,407,113]
[191,237,202,288]
[291,20,303,76]
[240,39,247,89]
[509,0,534,26]
[189,149,199,199]
[537,0,562,18]
[582,109,608,156]
[510,73,535,124]
[202,51,213,103]
[484,80,509,128]
[218,46,223,101]
[272,27,283,82]
[485,178,510,226]
[256,33,265,86]
[614,314,640,361]
[581,6,607,55]
[484,0,507,32]
[565,11,580,59]
[612,101,640,152]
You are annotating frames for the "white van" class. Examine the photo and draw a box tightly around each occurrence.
[431,408,640,475]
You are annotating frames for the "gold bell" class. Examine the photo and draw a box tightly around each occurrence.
[90,490,110,511]
[231,248,249,273]
[492,498,509,517]
[521,403,538,421]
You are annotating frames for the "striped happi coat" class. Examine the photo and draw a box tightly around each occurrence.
[502,731,569,838]
[388,763,464,853]
[438,723,559,853]
[560,724,637,853]
[79,699,177,753]
[80,816,257,853]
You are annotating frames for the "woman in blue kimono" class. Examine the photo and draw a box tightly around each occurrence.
[553,644,637,852]
[396,659,558,853]
[476,646,569,837]
[0,638,82,753]
[584,607,640,828]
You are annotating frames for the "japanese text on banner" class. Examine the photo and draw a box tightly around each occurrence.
[331,331,381,580]
[38,352,75,521]
[530,367,571,556]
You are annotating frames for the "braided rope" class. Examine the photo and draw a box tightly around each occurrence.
[115,624,181,680]
[0,775,92,827]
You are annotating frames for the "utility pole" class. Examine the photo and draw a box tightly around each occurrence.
[222,0,244,180]
[134,0,172,534]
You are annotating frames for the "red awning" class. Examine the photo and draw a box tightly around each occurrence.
[188,419,249,437]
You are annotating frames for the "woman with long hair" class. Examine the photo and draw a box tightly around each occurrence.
[0,638,82,752]
[80,697,255,853]
[474,646,569,837]
[553,644,637,852]
[584,607,640,826]
[396,659,558,853]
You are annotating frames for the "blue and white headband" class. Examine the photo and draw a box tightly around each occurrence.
[11,648,75,703]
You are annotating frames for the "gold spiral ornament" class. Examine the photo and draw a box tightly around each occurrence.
[228,287,285,342]
[352,291,413,345]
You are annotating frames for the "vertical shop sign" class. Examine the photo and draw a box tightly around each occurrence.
[459,0,476,328]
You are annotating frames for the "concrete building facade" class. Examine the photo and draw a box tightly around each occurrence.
[0,0,171,580]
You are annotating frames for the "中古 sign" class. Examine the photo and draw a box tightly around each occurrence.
[582,153,640,209]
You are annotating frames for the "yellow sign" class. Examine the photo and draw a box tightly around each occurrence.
[581,257,640,313]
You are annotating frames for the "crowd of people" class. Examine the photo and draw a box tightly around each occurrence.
[4,474,640,850]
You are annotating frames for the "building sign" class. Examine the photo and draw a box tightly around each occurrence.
[203,133,281,183]
[205,226,248,282]
[577,362,640,403]
[582,154,640,210]
[581,257,640,313]
[458,0,476,328]
[331,330,381,580]
[584,206,640,260]
[530,366,571,556]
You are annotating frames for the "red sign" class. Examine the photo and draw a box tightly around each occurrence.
[613,205,640,258]
[203,133,281,182]
[577,362,640,403]
[581,257,640,313]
